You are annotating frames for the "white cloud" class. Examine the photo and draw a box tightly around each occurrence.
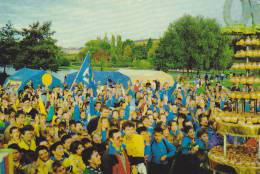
[0,0,232,47]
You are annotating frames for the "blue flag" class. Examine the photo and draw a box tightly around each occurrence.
[73,104,81,121]
[75,52,93,86]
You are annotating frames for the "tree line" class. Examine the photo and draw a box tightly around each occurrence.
[76,35,157,69]
[78,15,233,71]
[0,15,233,73]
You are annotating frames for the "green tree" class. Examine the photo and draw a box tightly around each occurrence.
[14,22,60,71]
[0,21,19,73]
[146,38,153,52]
[155,15,233,71]
[116,35,123,59]
[132,45,147,60]
[147,40,159,59]
[79,39,110,65]
[122,39,134,63]
[103,33,109,43]
[123,39,134,48]
[110,35,117,64]
[123,45,133,60]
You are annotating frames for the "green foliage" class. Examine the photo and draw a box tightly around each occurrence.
[123,39,134,48]
[0,21,19,72]
[116,35,123,56]
[146,38,153,52]
[81,39,110,56]
[78,38,111,65]
[147,40,159,59]
[155,15,233,71]
[11,22,61,71]
[132,45,147,60]
[57,57,70,66]
[78,34,159,69]
[123,45,133,61]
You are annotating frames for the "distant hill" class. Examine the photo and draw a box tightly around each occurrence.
[61,47,82,54]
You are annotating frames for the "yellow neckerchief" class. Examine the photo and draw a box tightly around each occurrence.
[36,159,52,174]
[111,140,124,154]
[64,150,70,156]
[8,138,21,146]
[11,100,19,111]
[23,106,32,113]
[64,154,86,173]
[18,138,36,151]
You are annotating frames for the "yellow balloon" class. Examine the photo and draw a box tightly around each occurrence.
[42,73,52,87]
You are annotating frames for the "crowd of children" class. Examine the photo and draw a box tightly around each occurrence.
[0,77,253,174]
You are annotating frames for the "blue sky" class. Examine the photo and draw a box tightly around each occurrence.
[0,0,242,47]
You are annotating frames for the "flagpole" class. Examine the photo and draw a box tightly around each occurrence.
[69,52,89,91]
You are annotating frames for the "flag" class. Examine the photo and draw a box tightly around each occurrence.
[75,52,93,86]
[73,104,80,121]
[46,105,55,122]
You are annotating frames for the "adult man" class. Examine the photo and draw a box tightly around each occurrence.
[150,127,176,174]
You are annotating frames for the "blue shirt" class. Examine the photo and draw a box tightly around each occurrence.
[181,136,197,154]
[101,130,107,142]
[196,139,206,152]
[124,105,130,120]
[167,112,176,123]
[144,144,152,162]
[151,138,176,165]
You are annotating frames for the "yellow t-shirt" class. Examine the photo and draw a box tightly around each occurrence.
[124,134,145,157]
[37,160,53,174]
[63,154,86,173]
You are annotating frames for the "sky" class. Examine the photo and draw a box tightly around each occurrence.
[0,0,244,48]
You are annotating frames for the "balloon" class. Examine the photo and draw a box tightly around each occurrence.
[42,73,53,87]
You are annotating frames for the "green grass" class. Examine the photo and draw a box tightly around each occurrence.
[60,64,80,70]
